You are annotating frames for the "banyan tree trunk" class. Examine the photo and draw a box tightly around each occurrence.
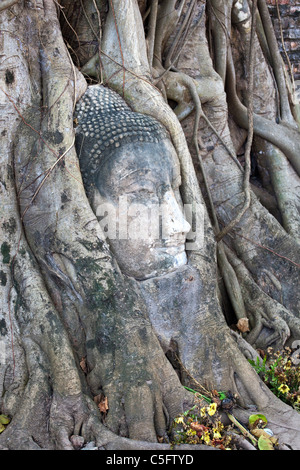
[0,0,300,450]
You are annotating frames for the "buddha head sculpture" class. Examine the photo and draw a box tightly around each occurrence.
[75,85,191,280]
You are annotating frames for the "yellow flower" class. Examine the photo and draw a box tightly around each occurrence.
[284,360,292,371]
[175,416,185,424]
[200,407,206,417]
[213,429,222,439]
[208,402,217,416]
[186,429,197,436]
[201,431,211,444]
[216,421,224,431]
[278,384,290,394]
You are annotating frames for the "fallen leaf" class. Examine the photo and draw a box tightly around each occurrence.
[80,357,88,374]
[257,349,265,359]
[251,428,278,445]
[190,422,208,435]
[251,428,270,439]
[249,413,267,430]
[236,318,250,333]
[212,396,221,407]
[0,415,10,425]
[94,394,109,414]
[99,396,109,414]
[258,434,274,450]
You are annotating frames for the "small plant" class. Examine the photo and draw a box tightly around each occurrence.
[248,347,300,411]
[170,393,234,450]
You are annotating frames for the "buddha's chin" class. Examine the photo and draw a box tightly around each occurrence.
[132,248,188,281]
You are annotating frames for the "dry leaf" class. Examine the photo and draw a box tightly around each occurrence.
[258,434,275,450]
[190,422,208,435]
[94,394,109,414]
[237,318,250,333]
[251,428,277,445]
[99,396,109,414]
[80,357,88,374]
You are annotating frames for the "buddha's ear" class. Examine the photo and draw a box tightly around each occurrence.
[91,188,106,216]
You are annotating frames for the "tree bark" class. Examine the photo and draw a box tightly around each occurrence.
[1,0,300,450]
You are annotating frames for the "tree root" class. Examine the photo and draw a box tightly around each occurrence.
[225,245,300,349]
[257,0,295,125]
[254,139,300,242]
[0,0,18,13]
[226,46,300,178]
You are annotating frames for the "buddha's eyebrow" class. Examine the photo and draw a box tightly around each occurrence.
[119,168,151,181]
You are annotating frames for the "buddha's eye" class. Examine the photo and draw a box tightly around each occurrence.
[126,187,156,199]
[157,183,171,198]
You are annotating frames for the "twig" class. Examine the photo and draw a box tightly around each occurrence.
[225,430,257,450]
[227,230,300,269]
[21,137,75,221]
[227,413,257,446]
[174,353,213,400]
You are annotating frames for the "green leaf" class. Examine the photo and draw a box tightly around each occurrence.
[263,355,267,365]
[0,415,10,425]
[218,393,226,400]
[249,414,268,428]
[258,435,274,450]
[0,423,5,433]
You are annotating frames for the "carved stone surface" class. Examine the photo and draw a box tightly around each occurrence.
[75,85,191,280]
[75,85,168,197]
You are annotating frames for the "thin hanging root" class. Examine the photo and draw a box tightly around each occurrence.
[147,0,158,68]
[217,243,248,322]
[0,0,18,12]
[225,29,300,177]
[164,0,196,70]
[216,0,257,242]
[275,0,295,91]
[257,0,295,125]
[169,72,242,170]
[172,73,248,324]
[153,0,200,86]
[152,0,186,66]
[224,244,296,349]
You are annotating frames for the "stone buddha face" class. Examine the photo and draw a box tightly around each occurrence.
[75,85,191,280]
[94,139,191,280]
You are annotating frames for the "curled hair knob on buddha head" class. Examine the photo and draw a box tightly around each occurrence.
[75,85,169,195]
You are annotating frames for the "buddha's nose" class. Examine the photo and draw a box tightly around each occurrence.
[161,190,191,240]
